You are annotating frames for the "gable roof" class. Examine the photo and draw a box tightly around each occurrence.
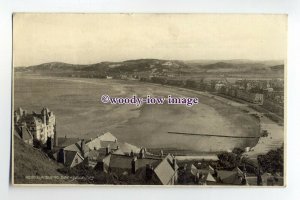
[112,148,125,155]
[198,165,215,175]
[88,149,106,161]
[14,125,33,140]
[63,140,89,156]
[58,137,80,148]
[86,137,102,150]
[165,154,178,166]
[86,132,118,150]
[98,132,117,142]
[64,151,84,167]
[204,172,216,182]
[21,127,33,140]
[189,164,198,176]
[217,168,244,185]
[232,167,243,175]
[14,128,21,139]
[154,158,175,185]
[208,165,214,172]
[100,141,119,149]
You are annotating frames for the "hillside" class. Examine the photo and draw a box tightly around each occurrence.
[14,59,284,78]
[13,136,77,184]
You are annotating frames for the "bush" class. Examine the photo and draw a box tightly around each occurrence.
[257,146,284,174]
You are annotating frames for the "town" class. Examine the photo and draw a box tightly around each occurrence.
[14,105,283,185]
[137,68,284,124]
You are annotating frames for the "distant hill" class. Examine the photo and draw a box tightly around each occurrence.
[270,65,284,71]
[13,136,76,184]
[15,59,284,78]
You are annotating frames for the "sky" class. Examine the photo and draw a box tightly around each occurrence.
[13,14,287,67]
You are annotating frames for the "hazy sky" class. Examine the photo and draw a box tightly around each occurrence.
[13,14,287,66]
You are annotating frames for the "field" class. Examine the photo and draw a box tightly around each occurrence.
[14,74,260,152]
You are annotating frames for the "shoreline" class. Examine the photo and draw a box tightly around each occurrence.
[14,74,282,156]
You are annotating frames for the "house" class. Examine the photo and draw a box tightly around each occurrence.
[179,164,216,185]
[97,148,178,185]
[85,146,126,169]
[216,167,247,185]
[135,153,178,185]
[14,107,57,149]
[85,132,117,150]
[85,148,107,168]
[54,139,89,168]
[86,132,140,154]
[97,147,150,173]
[63,151,85,168]
[200,172,216,185]
[260,173,284,186]
[152,155,177,185]
[236,90,264,105]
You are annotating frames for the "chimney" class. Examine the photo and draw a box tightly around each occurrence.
[172,156,177,170]
[184,164,187,171]
[106,145,111,155]
[130,150,134,157]
[47,136,53,150]
[81,139,84,149]
[80,139,86,157]
[145,164,154,180]
[139,148,145,159]
[160,149,164,157]
[54,124,58,147]
[19,126,23,138]
[131,156,137,174]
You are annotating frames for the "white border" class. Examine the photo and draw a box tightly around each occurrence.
[1,1,300,200]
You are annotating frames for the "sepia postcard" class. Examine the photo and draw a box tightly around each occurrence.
[12,13,286,186]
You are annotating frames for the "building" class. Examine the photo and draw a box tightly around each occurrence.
[86,132,117,150]
[178,163,216,185]
[86,132,141,155]
[216,167,247,185]
[236,89,264,105]
[85,148,107,168]
[14,107,57,149]
[54,139,89,168]
[14,123,33,145]
[97,148,178,185]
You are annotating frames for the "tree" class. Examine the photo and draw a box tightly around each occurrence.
[257,146,284,174]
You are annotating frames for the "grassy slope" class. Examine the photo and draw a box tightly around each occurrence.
[13,136,76,184]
